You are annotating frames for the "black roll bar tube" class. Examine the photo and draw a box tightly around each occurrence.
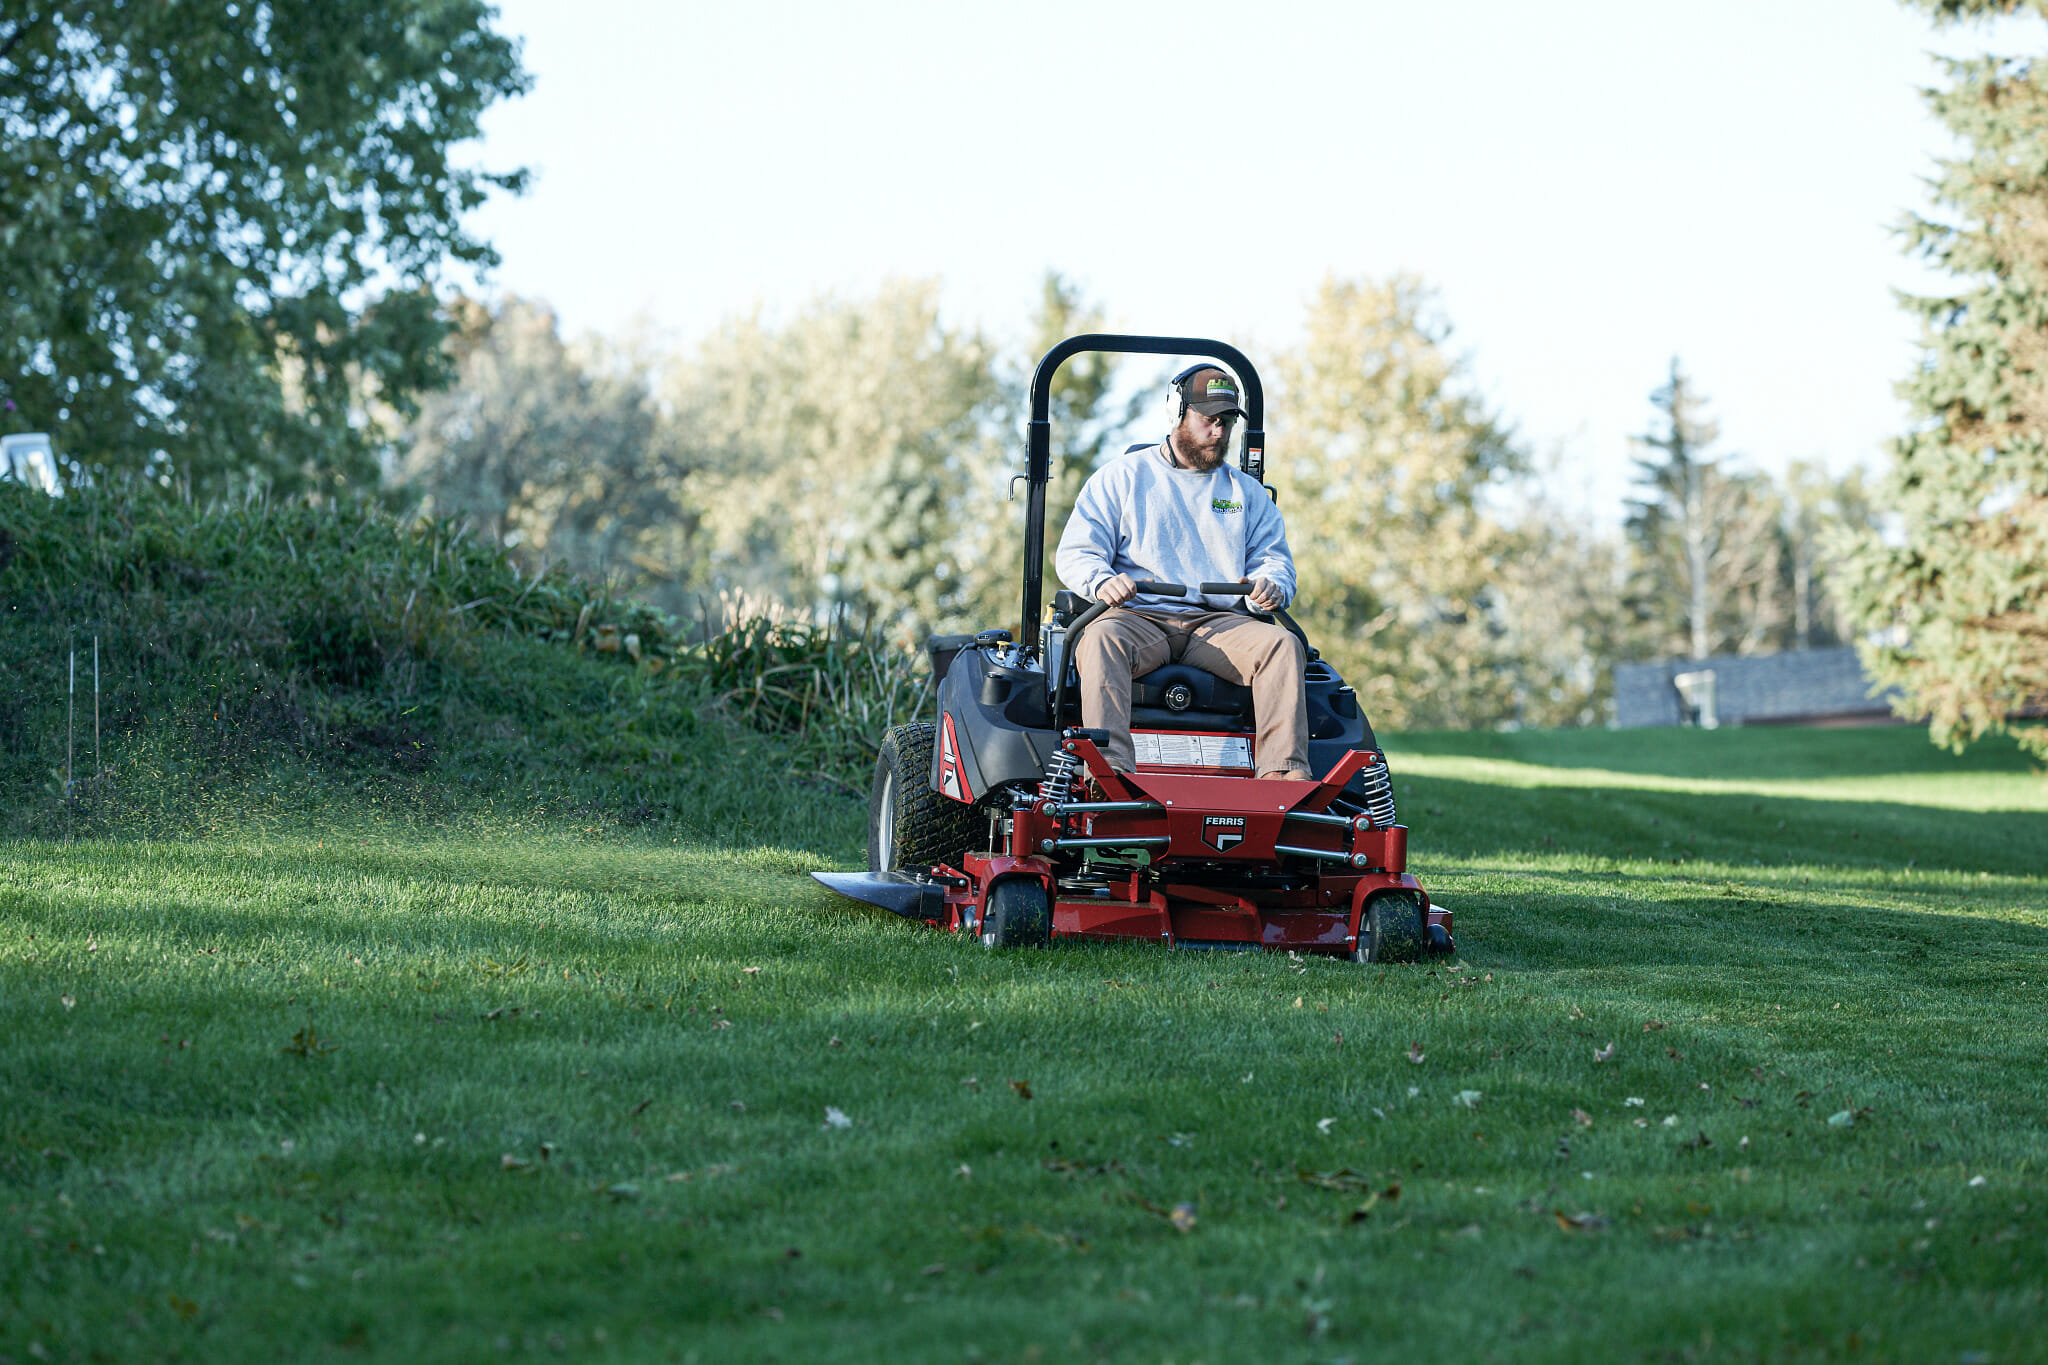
[1019,334,1265,650]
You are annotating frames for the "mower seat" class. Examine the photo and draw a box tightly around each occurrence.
[1130,662,1253,732]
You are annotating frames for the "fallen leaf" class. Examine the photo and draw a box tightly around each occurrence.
[1593,1043,1615,1063]
[961,1075,979,1092]
[1969,1174,1988,1187]
[1316,1117,1337,1135]
[603,1183,640,1202]
[710,1019,732,1031]
[1644,1020,1666,1031]
[1552,1209,1608,1233]
[1009,1079,1033,1101]
[629,1098,654,1117]
[1624,1097,1645,1107]
[1681,1130,1714,1151]
[823,1106,852,1129]
[729,1100,746,1112]
[1568,1003,1586,1020]
[1332,1030,1343,1048]
[742,966,761,975]
[1572,1108,1594,1128]
[828,1036,842,1048]
[500,1154,532,1170]
[1406,1042,1426,1065]
[1827,1110,1855,1128]
[59,994,75,1011]
[1169,1203,1197,1233]
[1293,997,1303,1009]
[167,1293,200,1320]
[1661,1115,1678,1127]
[1454,1090,1483,1110]
[955,1164,972,1178]
[921,1262,947,1276]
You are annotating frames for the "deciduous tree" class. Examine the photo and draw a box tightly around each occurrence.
[393,297,694,606]
[0,1,527,490]
[1274,275,1525,729]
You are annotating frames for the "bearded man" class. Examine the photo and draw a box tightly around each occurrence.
[1052,365,1309,780]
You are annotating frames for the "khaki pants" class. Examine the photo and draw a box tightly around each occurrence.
[1074,608,1309,777]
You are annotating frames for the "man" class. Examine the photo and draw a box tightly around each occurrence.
[1053,365,1310,780]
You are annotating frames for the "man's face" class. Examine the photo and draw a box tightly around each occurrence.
[1173,407,1236,470]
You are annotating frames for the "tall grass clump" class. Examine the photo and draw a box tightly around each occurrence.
[0,480,921,844]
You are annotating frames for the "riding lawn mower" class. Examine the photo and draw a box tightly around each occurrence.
[811,335,1450,963]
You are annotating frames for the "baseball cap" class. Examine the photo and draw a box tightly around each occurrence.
[1178,367,1246,419]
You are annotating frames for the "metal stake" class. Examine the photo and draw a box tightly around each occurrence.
[67,647,75,794]
[94,636,101,776]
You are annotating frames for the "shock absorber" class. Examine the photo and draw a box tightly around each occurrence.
[1037,741,1085,810]
[1355,753,1398,829]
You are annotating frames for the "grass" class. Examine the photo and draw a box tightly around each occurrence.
[4,725,2046,1363]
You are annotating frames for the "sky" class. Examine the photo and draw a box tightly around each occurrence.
[457,0,2037,525]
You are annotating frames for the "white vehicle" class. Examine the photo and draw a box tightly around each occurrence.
[0,433,62,494]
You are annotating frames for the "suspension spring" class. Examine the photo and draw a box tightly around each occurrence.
[1037,746,1085,808]
[1356,754,1398,829]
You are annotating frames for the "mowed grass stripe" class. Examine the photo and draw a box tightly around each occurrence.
[3,727,2046,1363]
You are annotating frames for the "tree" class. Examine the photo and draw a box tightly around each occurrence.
[669,280,1003,639]
[1274,275,1526,730]
[1833,0,2048,759]
[0,2,528,491]
[966,271,1147,631]
[1782,460,1879,651]
[393,297,695,607]
[1624,360,1786,659]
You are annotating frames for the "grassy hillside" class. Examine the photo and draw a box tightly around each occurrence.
[4,726,2043,1364]
[0,481,908,846]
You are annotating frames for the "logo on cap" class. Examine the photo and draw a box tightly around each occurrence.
[1205,377,1236,397]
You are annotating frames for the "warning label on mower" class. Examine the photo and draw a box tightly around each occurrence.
[1132,733,1252,769]
[1203,816,1246,852]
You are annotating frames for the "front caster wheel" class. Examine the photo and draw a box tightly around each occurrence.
[1351,891,1424,964]
[980,878,1050,949]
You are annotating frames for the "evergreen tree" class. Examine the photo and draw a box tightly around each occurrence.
[1625,360,1786,659]
[1833,0,2048,758]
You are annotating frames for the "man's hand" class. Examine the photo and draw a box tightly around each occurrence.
[1242,576,1286,612]
[1097,573,1138,607]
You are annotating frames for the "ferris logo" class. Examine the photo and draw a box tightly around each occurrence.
[1203,815,1246,851]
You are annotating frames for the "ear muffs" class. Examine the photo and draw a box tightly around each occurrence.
[1167,362,1239,433]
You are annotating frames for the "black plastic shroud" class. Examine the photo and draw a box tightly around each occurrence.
[1020,335,1265,650]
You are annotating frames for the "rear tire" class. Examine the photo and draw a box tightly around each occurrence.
[868,723,980,875]
[980,878,1050,949]
[1352,891,1424,965]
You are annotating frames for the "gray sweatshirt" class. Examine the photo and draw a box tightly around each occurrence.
[1054,442,1296,614]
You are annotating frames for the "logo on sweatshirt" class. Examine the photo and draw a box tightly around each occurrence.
[1211,496,1242,514]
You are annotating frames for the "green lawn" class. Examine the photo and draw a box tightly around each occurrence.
[4,727,2045,1363]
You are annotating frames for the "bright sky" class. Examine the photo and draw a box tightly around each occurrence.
[460,0,2034,525]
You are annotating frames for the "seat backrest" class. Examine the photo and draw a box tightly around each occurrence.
[1130,662,1252,732]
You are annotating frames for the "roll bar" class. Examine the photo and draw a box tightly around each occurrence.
[1019,334,1265,649]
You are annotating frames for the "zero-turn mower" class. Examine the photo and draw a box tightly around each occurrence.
[811,334,1450,962]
